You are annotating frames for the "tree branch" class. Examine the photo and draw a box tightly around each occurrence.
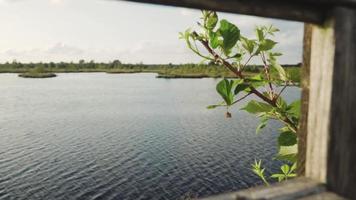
[192,32,298,132]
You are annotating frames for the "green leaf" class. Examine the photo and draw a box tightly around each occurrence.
[278,131,297,146]
[179,29,214,61]
[251,160,270,186]
[256,116,269,134]
[268,25,280,34]
[249,74,263,81]
[209,31,220,49]
[241,100,274,114]
[276,97,288,111]
[290,162,297,172]
[271,173,285,182]
[256,28,264,41]
[231,53,242,58]
[271,163,295,182]
[207,105,220,109]
[271,62,288,81]
[276,145,298,162]
[281,164,290,175]
[271,52,283,57]
[206,12,218,30]
[234,83,250,95]
[216,79,234,106]
[207,105,217,109]
[279,126,291,133]
[276,154,297,163]
[245,74,266,89]
[287,100,301,118]
[288,173,297,178]
[241,37,255,54]
[256,122,267,134]
[259,39,277,51]
[271,174,284,178]
[218,19,240,55]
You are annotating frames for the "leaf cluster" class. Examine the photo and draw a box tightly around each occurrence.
[181,10,301,184]
[252,160,297,184]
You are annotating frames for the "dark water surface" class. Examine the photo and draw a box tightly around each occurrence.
[0,73,300,200]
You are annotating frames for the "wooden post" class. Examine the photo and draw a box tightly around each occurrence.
[297,24,312,176]
[304,17,335,183]
[327,7,356,199]
[304,7,356,199]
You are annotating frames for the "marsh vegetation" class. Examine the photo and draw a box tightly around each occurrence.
[2,61,300,81]
[18,66,57,78]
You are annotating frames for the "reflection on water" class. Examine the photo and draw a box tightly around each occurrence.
[0,73,300,200]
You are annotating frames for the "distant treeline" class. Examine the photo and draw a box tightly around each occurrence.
[0,60,301,82]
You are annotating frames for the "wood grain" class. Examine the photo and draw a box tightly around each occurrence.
[199,177,325,200]
[299,192,347,200]
[327,7,356,200]
[305,18,335,183]
[298,23,313,176]
[122,0,326,24]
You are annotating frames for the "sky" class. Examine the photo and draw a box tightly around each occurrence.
[0,0,304,64]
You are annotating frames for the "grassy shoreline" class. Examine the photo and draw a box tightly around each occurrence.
[1,63,301,82]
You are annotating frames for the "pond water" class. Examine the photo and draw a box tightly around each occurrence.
[0,73,300,200]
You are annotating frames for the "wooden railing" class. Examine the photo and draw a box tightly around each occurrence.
[199,177,346,200]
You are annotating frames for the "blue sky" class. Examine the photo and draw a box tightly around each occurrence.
[0,0,303,64]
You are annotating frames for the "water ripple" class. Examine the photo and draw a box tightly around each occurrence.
[0,73,300,200]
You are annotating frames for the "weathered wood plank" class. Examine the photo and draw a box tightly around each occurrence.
[122,0,326,24]
[297,23,313,176]
[305,18,335,183]
[298,192,347,200]
[327,7,356,200]
[305,0,356,7]
[199,177,325,200]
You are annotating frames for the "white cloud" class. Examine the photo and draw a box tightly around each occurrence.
[0,43,87,62]
[0,40,201,64]
[179,8,197,17]
[0,0,65,4]
[46,43,83,55]
[0,0,23,3]
[49,0,64,4]
[0,0,303,64]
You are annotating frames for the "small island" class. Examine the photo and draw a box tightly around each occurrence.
[19,73,57,78]
[18,66,57,78]
[106,69,143,74]
[156,73,212,79]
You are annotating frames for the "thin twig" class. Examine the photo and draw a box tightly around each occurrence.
[276,84,288,100]
[232,93,252,105]
[240,55,253,72]
[260,53,275,99]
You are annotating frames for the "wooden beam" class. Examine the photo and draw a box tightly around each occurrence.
[199,177,325,200]
[122,0,327,24]
[298,192,347,200]
[297,24,313,176]
[327,7,356,200]
[303,6,356,199]
[305,17,335,183]
[307,0,356,7]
